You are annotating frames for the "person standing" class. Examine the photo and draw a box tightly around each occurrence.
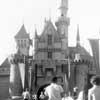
[88,75,100,100]
[44,76,64,100]
[22,88,30,100]
[73,87,78,100]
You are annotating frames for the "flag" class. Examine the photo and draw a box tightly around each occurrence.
[18,56,26,89]
[89,39,100,74]
[18,63,25,89]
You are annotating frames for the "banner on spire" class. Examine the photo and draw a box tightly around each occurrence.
[18,63,25,89]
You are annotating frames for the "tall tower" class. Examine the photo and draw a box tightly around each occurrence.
[15,24,30,56]
[60,0,68,16]
[55,0,70,57]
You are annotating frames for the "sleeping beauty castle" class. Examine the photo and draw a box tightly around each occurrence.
[0,0,100,99]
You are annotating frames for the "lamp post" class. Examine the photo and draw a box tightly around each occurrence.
[68,57,71,96]
[28,58,33,93]
[65,56,71,96]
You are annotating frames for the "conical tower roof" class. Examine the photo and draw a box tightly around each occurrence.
[15,24,29,39]
[0,58,10,68]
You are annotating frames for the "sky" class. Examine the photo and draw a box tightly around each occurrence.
[0,0,100,65]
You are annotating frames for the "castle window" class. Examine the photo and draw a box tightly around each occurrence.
[21,40,23,48]
[24,40,26,47]
[48,35,52,45]
[48,52,52,59]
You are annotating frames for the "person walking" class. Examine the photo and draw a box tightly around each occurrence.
[44,76,64,100]
[88,75,100,100]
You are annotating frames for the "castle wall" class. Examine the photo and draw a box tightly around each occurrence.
[0,75,10,99]
[53,43,61,48]
[75,64,88,92]
[19,48,29,56]
[37,52,47,60]
[53,52,64,60]
[38,43,47,48]
[9,63,23,97]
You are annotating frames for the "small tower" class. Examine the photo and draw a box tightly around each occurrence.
[55,0,70,35]
[15,24,30,56]
[34,28,38,59]
[60,0,68,16]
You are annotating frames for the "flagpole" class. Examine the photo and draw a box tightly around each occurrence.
[28,58,32,92]
[68,57,70,79]
[68,57,71,96]
[23,55,26,90]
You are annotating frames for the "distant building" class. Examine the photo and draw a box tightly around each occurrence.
[0,0,99,99]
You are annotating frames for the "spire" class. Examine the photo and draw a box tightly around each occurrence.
[59,0,68,16]
[35,27,38,39]
[49,8,51,21]
[74,25,81,62]
[76,24,80,47]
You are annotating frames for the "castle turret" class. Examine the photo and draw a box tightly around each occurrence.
[55,0,70,57]
[55,0,70,35]
[15,24,30,56]
[60,0,68,16]
[8,24,30,99]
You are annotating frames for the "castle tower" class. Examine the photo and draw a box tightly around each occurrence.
[9,24,30,99]
[60,0,68,16]
[15,24,30,56]
[55,0,70,57]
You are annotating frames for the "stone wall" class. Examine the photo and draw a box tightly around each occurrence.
[0,75,10,99]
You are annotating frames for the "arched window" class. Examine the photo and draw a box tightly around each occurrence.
[24,40,26,47]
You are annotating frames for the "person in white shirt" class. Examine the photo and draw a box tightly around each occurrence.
[22,88,30,100]
[44,76,64,100]
[88,75,100,100]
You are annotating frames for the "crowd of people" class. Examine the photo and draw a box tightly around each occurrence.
[22,75,100,100]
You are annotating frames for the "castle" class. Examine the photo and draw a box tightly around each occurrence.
[0,0,99,99]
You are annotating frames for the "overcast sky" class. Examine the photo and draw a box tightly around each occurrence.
[0,0,100,64]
